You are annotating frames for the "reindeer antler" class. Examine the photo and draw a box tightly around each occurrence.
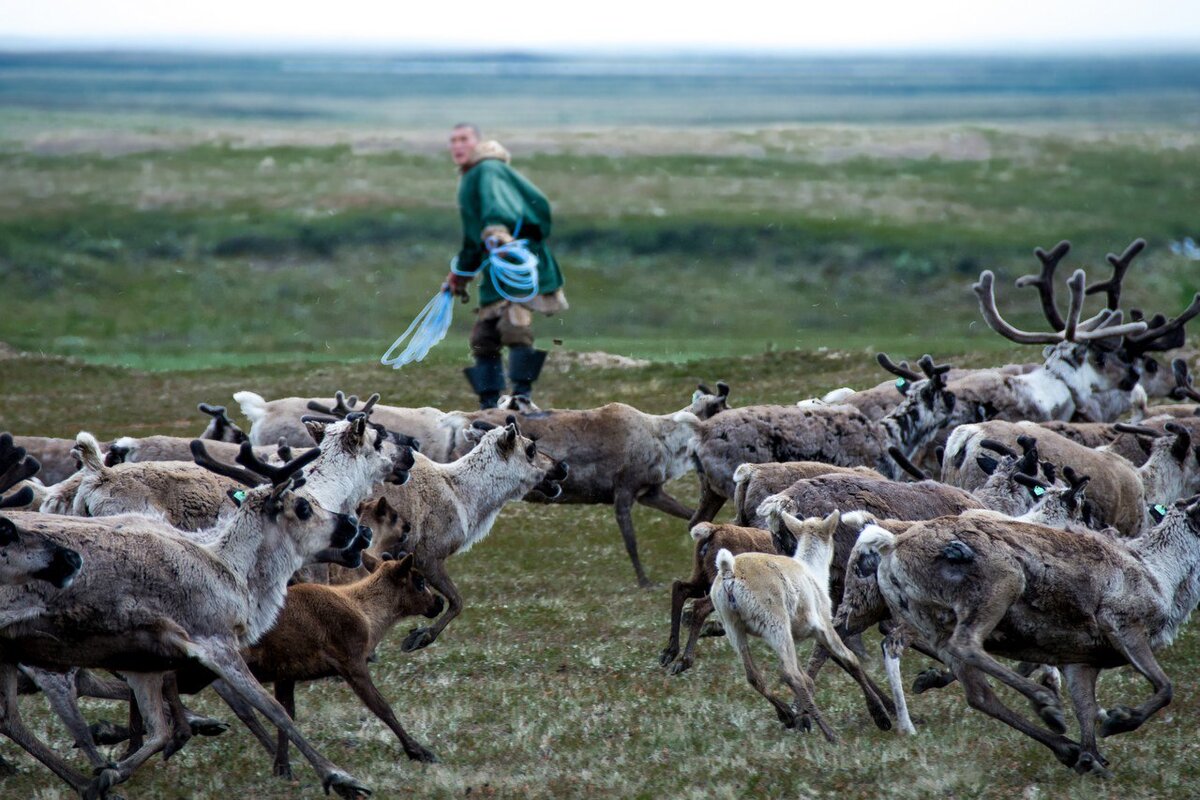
[1124,293,1200,356]
[0,433,40,496]
[1171,358,1200,403]
[1085,238,1145,311]
[887,446,931,481]
[876,353,922,382]
[1015,240,1070,330]
[190,440,264,488]
[974,271,1067,345]
[235,440,320,486]
[306,391,379,419]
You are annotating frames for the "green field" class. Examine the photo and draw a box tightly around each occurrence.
[2,51,1200,799]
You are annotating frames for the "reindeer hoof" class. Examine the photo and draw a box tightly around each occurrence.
[658,646,679,668]
[1099,705,1138,737]
[1039,703,1068,734]
[637,578,658,590]
[405,745,439,764]
[667,658,693,676]
[1052,740,1082,769]
[323,771,372,798]
[1073,752,1113,777]
[188,716,230,737]
[401,627,435,652]
[912,668,954,694]
[0,755,15,776]
[273,762,294,780]
[88,720,131,746]
[84,767,122,800]
[698,621,726,638]
[162,732,191,761]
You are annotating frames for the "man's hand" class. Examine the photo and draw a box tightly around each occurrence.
[444,271,471,303]
[481,225,514,251]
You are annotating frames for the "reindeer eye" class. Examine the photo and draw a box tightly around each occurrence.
[526,442,537,459]
[294,499,313,520]
[414,575,426,591]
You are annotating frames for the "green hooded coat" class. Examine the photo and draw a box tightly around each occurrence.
[455,157,564,307]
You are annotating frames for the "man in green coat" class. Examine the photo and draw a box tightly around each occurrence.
[446,123,568,409]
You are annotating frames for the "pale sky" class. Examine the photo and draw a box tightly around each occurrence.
[2,0,1198,51]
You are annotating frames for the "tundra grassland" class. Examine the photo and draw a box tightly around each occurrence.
[2,52,1200,798]
[2,349,1200,800]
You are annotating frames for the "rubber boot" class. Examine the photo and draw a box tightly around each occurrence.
[507,346,548,400]
[463,356,506,409]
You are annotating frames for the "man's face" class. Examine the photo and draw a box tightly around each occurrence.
[449,127,479,167]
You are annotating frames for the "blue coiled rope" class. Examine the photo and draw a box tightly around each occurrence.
[380,224,540,369]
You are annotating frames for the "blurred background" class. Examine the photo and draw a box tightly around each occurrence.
[2,1,1198,369]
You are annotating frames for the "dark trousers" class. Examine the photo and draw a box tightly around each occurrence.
[469,311,535,359]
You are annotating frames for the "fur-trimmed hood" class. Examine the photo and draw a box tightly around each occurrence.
[461,140,512,172]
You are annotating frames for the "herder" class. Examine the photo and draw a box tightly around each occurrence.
[446,123,567,409]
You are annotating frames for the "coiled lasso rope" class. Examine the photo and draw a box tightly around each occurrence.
[380,224,540,369]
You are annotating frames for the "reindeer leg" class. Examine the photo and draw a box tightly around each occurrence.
[1097,627,1173,739]
[1062,664,1110,775]
[812,621,892,733]
[0,664,90,793]
[660,580,705,669]
[943,597,1065,733]
[402,558,461,652]
[771,624,837,742]
[689,483,726,526]
[338,661,437,763]
[273,680,294,779]
[614,489,652,588]
[951,659,1083,770]
[636,485,694,520]
[85,672,172,799]
[161,672,194,760]
[211,679,278,756]
[670,596,715,676]
[882,632,917,735]
[184,635,370,799]
[23,667,109,769]
[725,620,799,730]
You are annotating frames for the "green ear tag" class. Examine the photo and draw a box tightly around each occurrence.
[1154,504,1168,516]
[1033,486,1046,497]
[233,490,247,503]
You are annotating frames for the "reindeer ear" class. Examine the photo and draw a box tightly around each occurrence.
[501,423,518,451]
[303,419,328,445]
[227,488,248,508]
[976,455,999,476]
[347,412,369,445]
[821,510,841,536]
[717,381,730,398]
[394,552,415,575]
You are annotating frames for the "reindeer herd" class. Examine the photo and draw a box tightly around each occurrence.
[1,238,1200,795]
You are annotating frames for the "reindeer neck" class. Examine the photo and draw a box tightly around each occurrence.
[1129,518,1200,642]
[340,572,404,650]
[1138,453,1189,507]
[204,512,305,644]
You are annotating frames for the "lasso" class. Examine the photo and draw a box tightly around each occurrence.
[380,223,540,369]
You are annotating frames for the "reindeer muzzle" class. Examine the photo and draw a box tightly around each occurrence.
[387,446,417,485]
[532,461,568,499]
[33,546,83,590]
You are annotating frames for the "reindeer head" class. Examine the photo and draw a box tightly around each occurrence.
[377,553,445,620]
[685,381,731,420]
[1013,465,1093,528]
[879,355,957,461]
[0,434,82,588]
[975,241,1150,419]
[298,410,417,513]
[759,497,839,571]
[1117,421,1200,503]
[463,417,568,499]
[198,403,249,444]
[192,440,368,567]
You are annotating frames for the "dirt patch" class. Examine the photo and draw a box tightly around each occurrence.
[547,350,651,372]
[0,341,21,360]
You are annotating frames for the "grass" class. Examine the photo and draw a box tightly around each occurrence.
[2,50,1200,797]
[1,348,1198,799]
